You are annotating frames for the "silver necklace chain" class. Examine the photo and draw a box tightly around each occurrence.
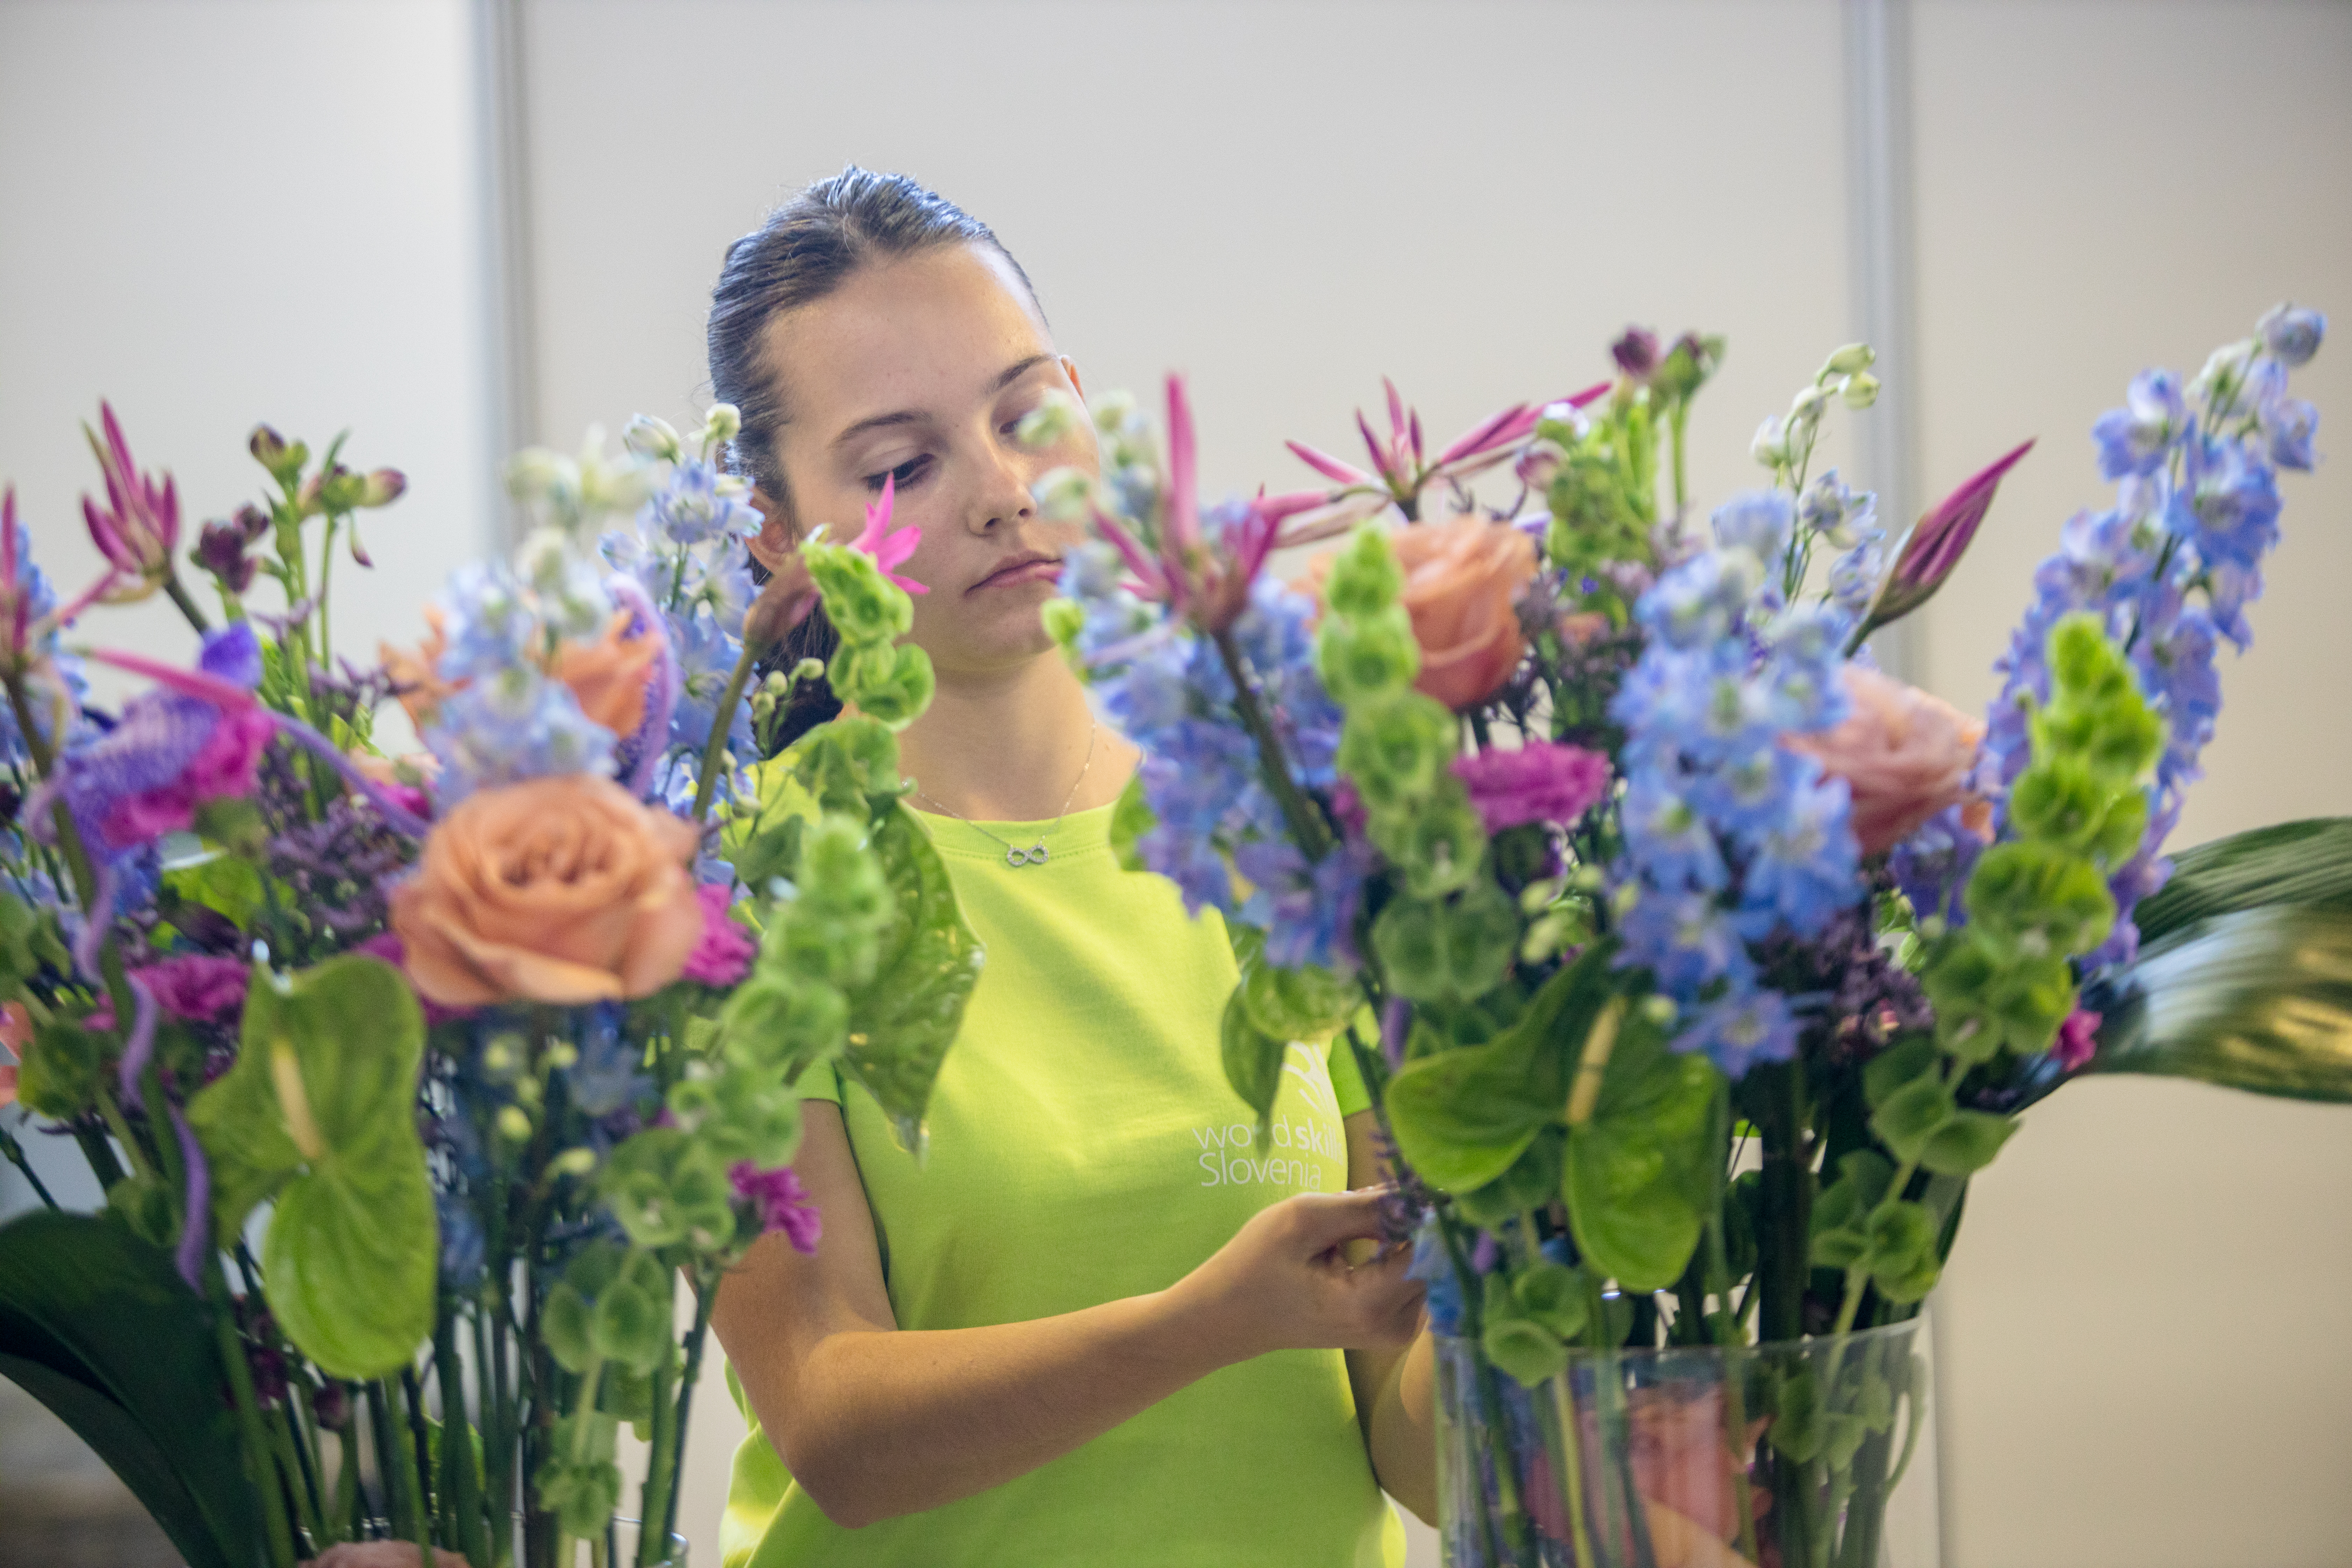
[912,720,1099,868]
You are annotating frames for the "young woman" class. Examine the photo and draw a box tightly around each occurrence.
[706,169,1438,1567]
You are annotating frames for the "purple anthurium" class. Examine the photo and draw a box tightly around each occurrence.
[1086,376,1283,636]
[80,402,181,603]
[848,473,927,595]
[1283,379,1611,524]
[1849,439,2036,650]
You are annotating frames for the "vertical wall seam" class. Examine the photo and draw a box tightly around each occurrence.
[1844,0,1923,688]
[475,0,538,545]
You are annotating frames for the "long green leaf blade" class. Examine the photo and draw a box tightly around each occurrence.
[2132,817,2352,947]
[2087,904,2352,1101]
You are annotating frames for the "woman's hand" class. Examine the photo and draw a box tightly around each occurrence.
[1165,1186,1423,1362]
[304,1545,470,1568]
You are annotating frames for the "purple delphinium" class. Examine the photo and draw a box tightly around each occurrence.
[1979,312,2322,969]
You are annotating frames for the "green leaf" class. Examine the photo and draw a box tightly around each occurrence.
[1220,985,1288,1132]
[1510,1259,1590,1342]
[1809,1151,1893,1269]
[1861,1200,1941,1302]
[2132,818,2352,947]
[1108,770,1155,874]
[0,1212,259,1567]
[2087,904,2352,1102]
[1384,951,1609,1194]
[1916,1109,2017,1177]
[1861,1035,1937,1111]
[187,955,434,1379]
[834,803,984,1146]
[1868,1074,1955,1165]
[1769,1366,1824,1462]
[1564,1014,1721,1290]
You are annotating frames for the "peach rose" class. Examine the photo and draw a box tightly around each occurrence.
[551,610,664,738]
[388,774,704,1006]
[1308,516,1538,709]
[1783,666,1986,855]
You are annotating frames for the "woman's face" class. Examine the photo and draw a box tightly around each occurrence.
[751,244,1098,679]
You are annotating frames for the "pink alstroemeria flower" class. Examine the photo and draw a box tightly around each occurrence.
[1278,378,1612,538]
[1851,439,2035,649]
[80,402,182,602]
[848,474,927,595]
[1086,376,1281,636]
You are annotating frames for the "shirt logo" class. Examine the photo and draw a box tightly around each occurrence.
[1192,1043,1342,1190]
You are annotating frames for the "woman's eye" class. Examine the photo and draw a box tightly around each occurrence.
[864,455,930,492]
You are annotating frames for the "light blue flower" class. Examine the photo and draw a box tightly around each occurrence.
[1736,763,1857,938]
[426,670,616,800]
[1674,987,1798,1076]
[2091,370,2185,481]
[645,460,761,547]
[1711,489,1795,567]
[2257,303,2325,368]
[1620,769,1728,892]
[1617,887,1752,998]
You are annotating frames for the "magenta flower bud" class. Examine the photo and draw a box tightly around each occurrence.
[1852,438,2035,647]
[79,402,180,594]
[196,518,260,593]
[357,468,407,509]
[1611,326,1662,379]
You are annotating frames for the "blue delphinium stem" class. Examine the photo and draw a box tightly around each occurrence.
[1210,629,1332,862]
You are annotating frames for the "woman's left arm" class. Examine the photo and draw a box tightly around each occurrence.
[1343,1109,1438,1524]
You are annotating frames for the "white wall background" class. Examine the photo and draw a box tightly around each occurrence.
[0,2,2346,1566]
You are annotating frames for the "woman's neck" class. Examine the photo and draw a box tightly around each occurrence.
[892,652,1136,822]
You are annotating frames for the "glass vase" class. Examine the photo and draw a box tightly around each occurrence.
[1433,1314,1938,1568]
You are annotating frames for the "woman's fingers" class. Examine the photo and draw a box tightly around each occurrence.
[1277,1186,1399,1255]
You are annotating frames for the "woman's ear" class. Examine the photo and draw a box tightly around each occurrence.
[1061,355,1085,403]
[746,485,797,575]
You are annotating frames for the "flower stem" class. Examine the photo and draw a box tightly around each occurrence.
[210,1261,300,1568]
[691,639,761,822]
[163,573,212,637]
[1210,629,1332,862]
[659,1273,718,1550]
[0,1124,60,1208]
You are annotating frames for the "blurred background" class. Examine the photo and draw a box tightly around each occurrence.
[1,1,2347,1564]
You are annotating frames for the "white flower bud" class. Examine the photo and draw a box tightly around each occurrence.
[701,402,742,445]
[497,1105,533,1142]
[1089,388,1136,436]
[623,414,682,462]
[1016,388,1086,449]
[550,1147,598,1178]
[1822,342,1877,376]
[1751,415,1790,468]
[1032,465,1101,522]
[1788,384,1833,422]
[1841,371,1881,410]
[504,447,572,504]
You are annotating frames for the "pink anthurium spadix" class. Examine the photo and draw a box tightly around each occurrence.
[1849,438,2036,652]
[849,473,927,595]
[1087,375,1282,636]
[1282,378,1612,531]
[80,401,181,602]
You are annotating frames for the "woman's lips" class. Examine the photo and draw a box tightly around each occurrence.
[971,556,1062,591]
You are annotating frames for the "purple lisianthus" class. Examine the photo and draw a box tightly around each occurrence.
[732,1161,822,1255]
[1450,740,1610,833]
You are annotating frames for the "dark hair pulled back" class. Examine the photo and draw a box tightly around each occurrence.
[708,165,1036,754]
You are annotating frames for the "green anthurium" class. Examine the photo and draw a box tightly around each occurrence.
[1478,1275,1567,1387]
[186,955,433,1380]
[1511,1259,1590,1342]
[2087,904,2352,1101]
[1385,952,1606,1193]
[1564,1004,1724,1291]
[836,803,987,1146]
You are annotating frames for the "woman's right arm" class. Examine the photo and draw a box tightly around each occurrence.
[712,1101,1423,1528]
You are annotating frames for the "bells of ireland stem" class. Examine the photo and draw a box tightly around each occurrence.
[1849,438,2035,652]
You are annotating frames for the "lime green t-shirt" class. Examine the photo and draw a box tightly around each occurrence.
[721,800,1404,1567]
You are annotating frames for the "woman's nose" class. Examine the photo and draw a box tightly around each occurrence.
[964,440,1036,534]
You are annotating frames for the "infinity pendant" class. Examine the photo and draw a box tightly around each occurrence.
[1005,842,1050,867]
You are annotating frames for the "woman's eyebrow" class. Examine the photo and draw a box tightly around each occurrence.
[830,354,1056,451]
